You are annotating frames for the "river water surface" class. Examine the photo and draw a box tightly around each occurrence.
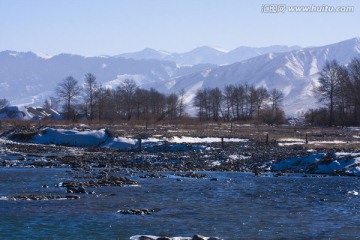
[1,167,360,239]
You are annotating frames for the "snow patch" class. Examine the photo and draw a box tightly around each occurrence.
[166,136,248,143]
[34,128,109,147]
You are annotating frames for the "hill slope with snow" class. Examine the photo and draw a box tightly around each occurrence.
[167,38,360,116]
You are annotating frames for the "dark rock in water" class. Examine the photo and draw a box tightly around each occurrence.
[133,236,223,240]
[174,172,208,179]
[117,208,155,215]
[67,186,86,194]
[139,173,166,178]
[42,185,49,188]
[138,236,156,240]
[2,160,10,167]
[274,172,288,177]
[6,194,80,201]
[60,176,138,192]
[210,178,218,181]
[65,194,81,199]
[9,131,38,141]
[192,235,207,240]
[192,236,223,240]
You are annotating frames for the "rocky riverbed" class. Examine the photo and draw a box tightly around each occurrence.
[1,130,360,176]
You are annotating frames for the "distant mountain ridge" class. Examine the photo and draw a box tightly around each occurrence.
[0,50,215,105]
[117,45,301,65]
[1,37,360,117]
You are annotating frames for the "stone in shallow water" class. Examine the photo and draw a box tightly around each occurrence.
[192,234,206,240]
[4,194,80,201]
[117,209,155,215]
[130,235,224,240]
[138,236,156,240]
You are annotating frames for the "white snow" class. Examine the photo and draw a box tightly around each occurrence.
[104,74,146,89]
[272,153,360,176]
[277,138,349,146]
[347,190,359,196]
[33,128,108,147]
[35,52,52,59]
[210,160,221,166]
[309,140,347,145]
[102,137,136,150]
[166,136,248,143]
[25,128,245,151]
[0,105,34,120]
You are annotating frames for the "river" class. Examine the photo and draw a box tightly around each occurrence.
[1,167,360,239]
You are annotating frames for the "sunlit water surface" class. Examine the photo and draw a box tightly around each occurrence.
[1,167,360,239]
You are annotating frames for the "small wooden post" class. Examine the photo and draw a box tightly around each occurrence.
[305,133,308,144]
[221,137,225,149]
[138,138,142,152]
[266,134,269,145]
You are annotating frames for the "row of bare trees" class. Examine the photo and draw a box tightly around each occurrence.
[305,58,360,126]
[52,74,186,121]
[52,74,286,124]
[193,84,285,123]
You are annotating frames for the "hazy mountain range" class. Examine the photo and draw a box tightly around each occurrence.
[118,45,301,65]
[1,37,360,117]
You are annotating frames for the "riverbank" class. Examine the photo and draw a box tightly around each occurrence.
[1,126,360,176]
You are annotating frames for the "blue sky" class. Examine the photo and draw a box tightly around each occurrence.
[0,0,359,56]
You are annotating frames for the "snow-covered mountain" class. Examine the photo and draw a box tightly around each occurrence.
[118,45,301,65]
[1,38,359,117]
[0,51,215,105]
[167,38,360,116]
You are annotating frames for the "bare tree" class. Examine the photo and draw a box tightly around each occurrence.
[316,60,343,126]
[0,98,9,109]
[116,79,138,120]
[166,93,178,119]
[348,58,360,124]
[254,86,270,119]
[210,87,223,121]
[84,73,97,121]
[269,88,284,113]
[178,88,186,117]
[223,85,235,121]
[56,76,81,120]
[194,89,207,121]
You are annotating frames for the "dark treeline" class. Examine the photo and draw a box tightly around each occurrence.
[49,74,286,124]
[51,75,186,122]
[305,57,360,126]
[194,85,286,124]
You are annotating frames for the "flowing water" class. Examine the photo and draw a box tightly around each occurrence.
[1,167,360,239]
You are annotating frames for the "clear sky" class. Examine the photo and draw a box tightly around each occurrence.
[0,0,359,56]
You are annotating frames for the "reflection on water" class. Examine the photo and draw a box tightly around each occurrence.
[1,168,360,239]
